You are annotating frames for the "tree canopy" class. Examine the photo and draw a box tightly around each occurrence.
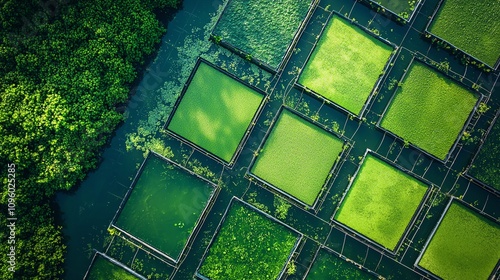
[0,0,178,278]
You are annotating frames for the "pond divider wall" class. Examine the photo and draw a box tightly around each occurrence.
[464,108,500,195]
[423,0,499,71]
[194,196,303,280]
[108,150,220,264]
[414,197,500,279]
[163,57,269,169]
[211,0,319,73]
[295,10,398,119]
[376,54,485,164]
[303,245,383,279]
[331,149,435,256]
[83,250,147,280]
[245,105,352,211]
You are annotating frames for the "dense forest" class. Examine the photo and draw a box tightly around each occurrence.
[0,0,178,278]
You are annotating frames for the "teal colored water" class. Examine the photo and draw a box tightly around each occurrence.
[115,155,213,260]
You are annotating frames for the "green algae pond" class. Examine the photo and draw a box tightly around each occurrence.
[250,108,345,206]
[417,199,500,279]
[298,15,394,115]
[166,60,265,164]
[85,252,143,280]
[197,198,301,279]
[334,153,429,251]
[56,0,500,279]
[112,152,216,261]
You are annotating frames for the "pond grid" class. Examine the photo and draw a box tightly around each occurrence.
[78,0,500,278]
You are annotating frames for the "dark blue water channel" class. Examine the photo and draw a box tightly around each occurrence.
[57,0,500,279]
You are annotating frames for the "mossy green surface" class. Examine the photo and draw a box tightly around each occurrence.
[469,119,500,190]
[335,155,427,250]
[419,202,500,279]
[306,249,375,280]
[381,62,478,159]
[199,202,298,279]
[251,110,344,206]
[429,0,500,66]
[213,0,311,69]
[87,256,138,280]
[299,16,393,114]
[168,62,264,162]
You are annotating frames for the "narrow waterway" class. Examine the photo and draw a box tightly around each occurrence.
[56,1,223,278]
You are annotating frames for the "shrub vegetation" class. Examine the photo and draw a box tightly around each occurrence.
[0,0,179,278]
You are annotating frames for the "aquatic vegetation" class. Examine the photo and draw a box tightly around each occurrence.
[335,155,428,250]
[306,249,375,279]
[251,109,345,206]
[299,16,393,114]
[86,255,139,280]
[429,0,500,66]
[418,201,500,279]
[199,201,299,279]
[213,0,311,69]
[167,61,264,163]
[469,119,500,190]
[381,61,478,159]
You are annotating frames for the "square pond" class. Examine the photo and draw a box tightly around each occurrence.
[298,15,394,115]
[197,198,301,280]
[380,60,478,160]
[213,0,311,69]
[167,60,265,164]
[418,200,500,279]
[334,153,428,251]
[113,153,216,261]
[250,109,345,207]
[85,253,142,280]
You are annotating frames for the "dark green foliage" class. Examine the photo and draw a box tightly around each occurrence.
[0,0,179,278]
